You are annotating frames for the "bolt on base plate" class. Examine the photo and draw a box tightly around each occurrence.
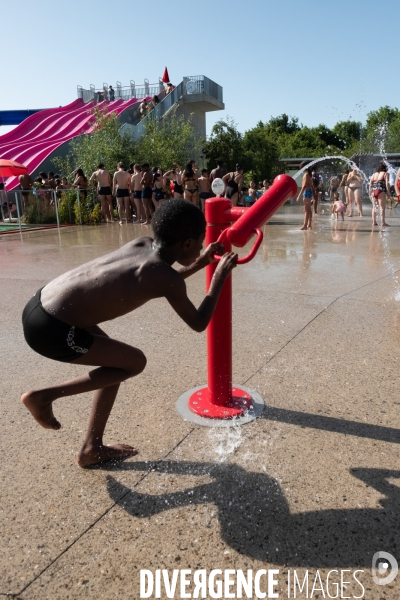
[176,384,265,428]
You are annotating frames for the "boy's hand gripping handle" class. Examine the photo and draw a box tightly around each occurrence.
[213,228,264,265]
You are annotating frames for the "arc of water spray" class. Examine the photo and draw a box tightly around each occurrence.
[292,155,369,186]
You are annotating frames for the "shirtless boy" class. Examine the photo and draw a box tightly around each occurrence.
[296,161,313,230]
[21,200,236,468]
[140,163,154,224]
[113,163,132,225]
[198,169,211,211]
[131,164,145,223]
[89,163,114,222]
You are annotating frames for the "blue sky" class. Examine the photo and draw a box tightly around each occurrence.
[1,0,398,137]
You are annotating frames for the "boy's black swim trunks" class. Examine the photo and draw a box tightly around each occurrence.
[22,288,94,362]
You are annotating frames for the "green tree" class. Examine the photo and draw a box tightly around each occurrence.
[52,106,134,179]
[365,106,400,131]
[134,107,202,170]
[332,120,362,151]
[203,117,245,172]
[264,113,300,136]
[242,123,279,182]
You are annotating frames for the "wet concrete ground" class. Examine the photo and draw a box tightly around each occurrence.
[1,204,400,599]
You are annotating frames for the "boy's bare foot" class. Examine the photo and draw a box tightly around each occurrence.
[21,391,61,430]
[77,443,138,468]
[382,222,390,227]
[299,225,307,230]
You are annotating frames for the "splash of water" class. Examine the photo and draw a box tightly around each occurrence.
[292,155,369,187]
[207,424,243,463]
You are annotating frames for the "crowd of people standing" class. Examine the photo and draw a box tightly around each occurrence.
[12,160,270,226]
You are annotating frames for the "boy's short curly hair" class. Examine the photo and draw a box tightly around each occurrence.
[152,199,206,247]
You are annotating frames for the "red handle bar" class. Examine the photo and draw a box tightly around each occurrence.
[213,228,264,265]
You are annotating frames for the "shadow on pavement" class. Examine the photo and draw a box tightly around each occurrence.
[105,461,399,568]
[261,406,400,444]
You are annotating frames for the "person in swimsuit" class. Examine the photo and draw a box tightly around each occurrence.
[311,170,321,215]
[347,168,363,217]
[113,163,132,225]
[261,179,270,194]
[394,168,400,209]
[20,199,237,468]
[296,161,313,230]
[332,198,347,221]
[131,164,145,223]
[164,165,184,199]
[247,180,257,205]
[172,164,184,198]
[152,172,165,209]
[73,169,88,202]
[387,164,397,208]
[182,162,199,206]
[369,162,391,227]
[18,173,33,213]
[222,165,244,207]
[338,169,349,205]
[329,175,340,203]
[198,169,211,211]
[89,164,114,222]
[140,163,154,224]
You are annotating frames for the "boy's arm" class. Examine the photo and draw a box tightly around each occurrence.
[175,243,225,279]
[166,253,237,332]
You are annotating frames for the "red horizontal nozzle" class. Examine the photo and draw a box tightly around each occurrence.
[225,174,297,247]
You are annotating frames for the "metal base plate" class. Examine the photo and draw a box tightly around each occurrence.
[176,384,265,428]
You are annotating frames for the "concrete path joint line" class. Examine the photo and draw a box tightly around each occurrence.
[16,429,195,597]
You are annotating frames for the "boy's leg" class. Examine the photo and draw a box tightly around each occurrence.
[307,204,313,228]
[300,201,308,230]
[117,198,124,223]
[106,195,114,221]
[22,329,146,467]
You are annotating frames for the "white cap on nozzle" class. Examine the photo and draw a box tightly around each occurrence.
[211,178,225,196]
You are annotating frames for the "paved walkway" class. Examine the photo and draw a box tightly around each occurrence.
[1,206,400,599]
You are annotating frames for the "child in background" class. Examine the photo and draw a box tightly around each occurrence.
[248,181,257,205]
[332,198,347,221]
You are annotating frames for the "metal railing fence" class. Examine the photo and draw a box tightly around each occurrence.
[77,81,165,104]
[0,188,102,232]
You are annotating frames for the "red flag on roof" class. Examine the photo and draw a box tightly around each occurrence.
[161,67,170,83]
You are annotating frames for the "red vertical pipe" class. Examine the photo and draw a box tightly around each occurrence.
[205,197,233,406]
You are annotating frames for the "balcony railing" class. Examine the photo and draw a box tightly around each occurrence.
[77,81,165,104]
[183,75,223,102]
